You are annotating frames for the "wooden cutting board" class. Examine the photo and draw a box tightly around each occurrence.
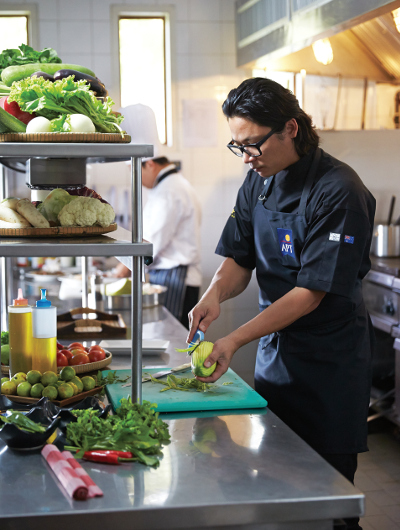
[105,368,268,413]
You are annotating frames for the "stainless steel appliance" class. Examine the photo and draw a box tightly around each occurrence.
[363,256,400,426]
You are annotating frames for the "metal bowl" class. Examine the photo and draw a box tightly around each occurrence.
[104,283,168,310]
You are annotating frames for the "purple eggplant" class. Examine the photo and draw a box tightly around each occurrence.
[30,71,54,81]
[53,69,107,96]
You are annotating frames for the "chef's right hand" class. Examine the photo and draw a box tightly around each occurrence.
[187,296,220,344]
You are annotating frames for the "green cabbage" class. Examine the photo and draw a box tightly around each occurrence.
[37,188,78,224]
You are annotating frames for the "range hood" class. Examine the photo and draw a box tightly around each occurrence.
[236,0,400,82]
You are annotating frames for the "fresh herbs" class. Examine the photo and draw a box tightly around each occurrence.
[8,76,123,133]
[0,411,46,433]
[1,330,9,345]
[65,398,170,468]
[0,45,61,76]
[145,373,214,393]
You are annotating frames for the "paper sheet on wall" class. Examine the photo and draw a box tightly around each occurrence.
[182,99,218,148]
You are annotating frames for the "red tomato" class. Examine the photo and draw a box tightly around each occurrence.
[89,345,105,354]
[88,349,106,362]
[3,96,35,124]
[57,351,68,367]
[70,347,86,356]
[57,341,65,351]
[68,342,85,350]
[69,352,90,365]
[59,349,73,361]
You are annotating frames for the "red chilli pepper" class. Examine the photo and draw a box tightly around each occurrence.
[82,450,134,465]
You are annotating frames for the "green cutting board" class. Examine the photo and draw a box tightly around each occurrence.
[104,368,268,413]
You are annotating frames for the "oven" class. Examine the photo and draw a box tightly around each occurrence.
[363,257,400,427]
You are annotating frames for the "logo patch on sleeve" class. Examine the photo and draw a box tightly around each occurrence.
[277,228,294,257]
[344,235,354,244]
[329,232,341,242]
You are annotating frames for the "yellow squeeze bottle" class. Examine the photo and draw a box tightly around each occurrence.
[32,289,57,374]
[9,288,32,377]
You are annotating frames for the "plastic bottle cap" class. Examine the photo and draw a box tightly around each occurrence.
[13,288,28,306]
[36,288,52,308]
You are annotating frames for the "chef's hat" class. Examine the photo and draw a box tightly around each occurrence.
[118,103,162,160]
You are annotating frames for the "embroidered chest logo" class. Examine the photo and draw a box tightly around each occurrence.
[277,228,294,257]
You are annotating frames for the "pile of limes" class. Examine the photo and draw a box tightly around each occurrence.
[1,365,97,401]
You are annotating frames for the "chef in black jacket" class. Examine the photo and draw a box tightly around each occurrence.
[188,78,375,530]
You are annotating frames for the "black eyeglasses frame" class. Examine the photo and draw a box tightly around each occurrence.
[227,128,278,157]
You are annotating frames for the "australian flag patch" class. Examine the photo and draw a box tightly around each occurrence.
[277,228,294,257]
[344,235,354,244]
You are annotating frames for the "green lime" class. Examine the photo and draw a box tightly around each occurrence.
[81,376,96,391]
[1,380,17,395]
[30,383,44,398]
[59,366,76,382]
[16,381,32,397]
[67,382,79,395]
[1,376,9,385]
[40,371,58,387]
[26,370,42,385]
[71,376,83,393]
[1,344,9,365]
[57,383,74,400]
[42,385,58,400]
[11,372,27,387]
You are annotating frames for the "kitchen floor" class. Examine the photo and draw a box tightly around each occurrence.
[356,418,400,530]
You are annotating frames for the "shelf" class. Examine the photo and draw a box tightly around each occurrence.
[0,142,153,159]
[0,237,152,258]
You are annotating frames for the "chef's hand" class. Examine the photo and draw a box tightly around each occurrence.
[187,294,221,344]
[194,335,238,383]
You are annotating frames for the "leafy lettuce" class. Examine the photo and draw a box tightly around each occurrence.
[0,44,61,76]
[8,76,124,133]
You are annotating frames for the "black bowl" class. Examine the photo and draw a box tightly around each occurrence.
[0,400,61,451]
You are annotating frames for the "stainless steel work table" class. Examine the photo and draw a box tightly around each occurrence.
[0,307,364,530]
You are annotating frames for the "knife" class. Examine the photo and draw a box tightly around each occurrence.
[120,362,192,387]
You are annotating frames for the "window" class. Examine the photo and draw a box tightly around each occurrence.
[118,15,170,145]
[0,16,28,49]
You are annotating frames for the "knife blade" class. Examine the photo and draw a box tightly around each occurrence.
[120,362,192,387]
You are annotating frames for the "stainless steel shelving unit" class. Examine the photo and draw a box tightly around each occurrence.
[0,141,153,403]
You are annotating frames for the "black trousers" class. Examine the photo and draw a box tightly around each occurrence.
[320,453,362,530]
[180,286,200,329]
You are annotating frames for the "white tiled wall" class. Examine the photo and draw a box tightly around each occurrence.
[0,0,259,383]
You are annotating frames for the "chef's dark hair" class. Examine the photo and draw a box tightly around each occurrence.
[222,77,319,157]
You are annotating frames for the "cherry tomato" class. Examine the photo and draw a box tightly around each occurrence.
[3,96,35,124]
[68,342,85,350]
[88,349,106,362]
[59,349,73,361]
[69,352,90,365]
[57,351,68,367]
[57,341,65,351]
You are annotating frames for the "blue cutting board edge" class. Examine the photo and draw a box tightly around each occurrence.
[104,367,268,413]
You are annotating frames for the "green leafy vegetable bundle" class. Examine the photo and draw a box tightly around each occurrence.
[65,398,170,468]
[8,75,123,133]
[0,44,61,76]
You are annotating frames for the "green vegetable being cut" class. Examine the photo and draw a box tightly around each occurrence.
[176,340,217,378]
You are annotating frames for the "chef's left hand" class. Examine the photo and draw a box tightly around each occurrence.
[195,336,238,383]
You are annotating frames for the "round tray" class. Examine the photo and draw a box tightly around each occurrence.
[1,350,112,376]
[0,132,131,143]
[0,223,117,238]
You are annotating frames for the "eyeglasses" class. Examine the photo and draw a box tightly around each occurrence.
[227,128,277,157]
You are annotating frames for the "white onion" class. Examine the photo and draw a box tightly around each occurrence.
[26,117,52,133]
[69,114,95,133]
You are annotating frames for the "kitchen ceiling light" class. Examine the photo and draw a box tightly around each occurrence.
[392,8,400,32]
[312,38,333,65]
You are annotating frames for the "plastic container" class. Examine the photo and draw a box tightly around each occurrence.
[32,289,57,374]
[8,288,32,377]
